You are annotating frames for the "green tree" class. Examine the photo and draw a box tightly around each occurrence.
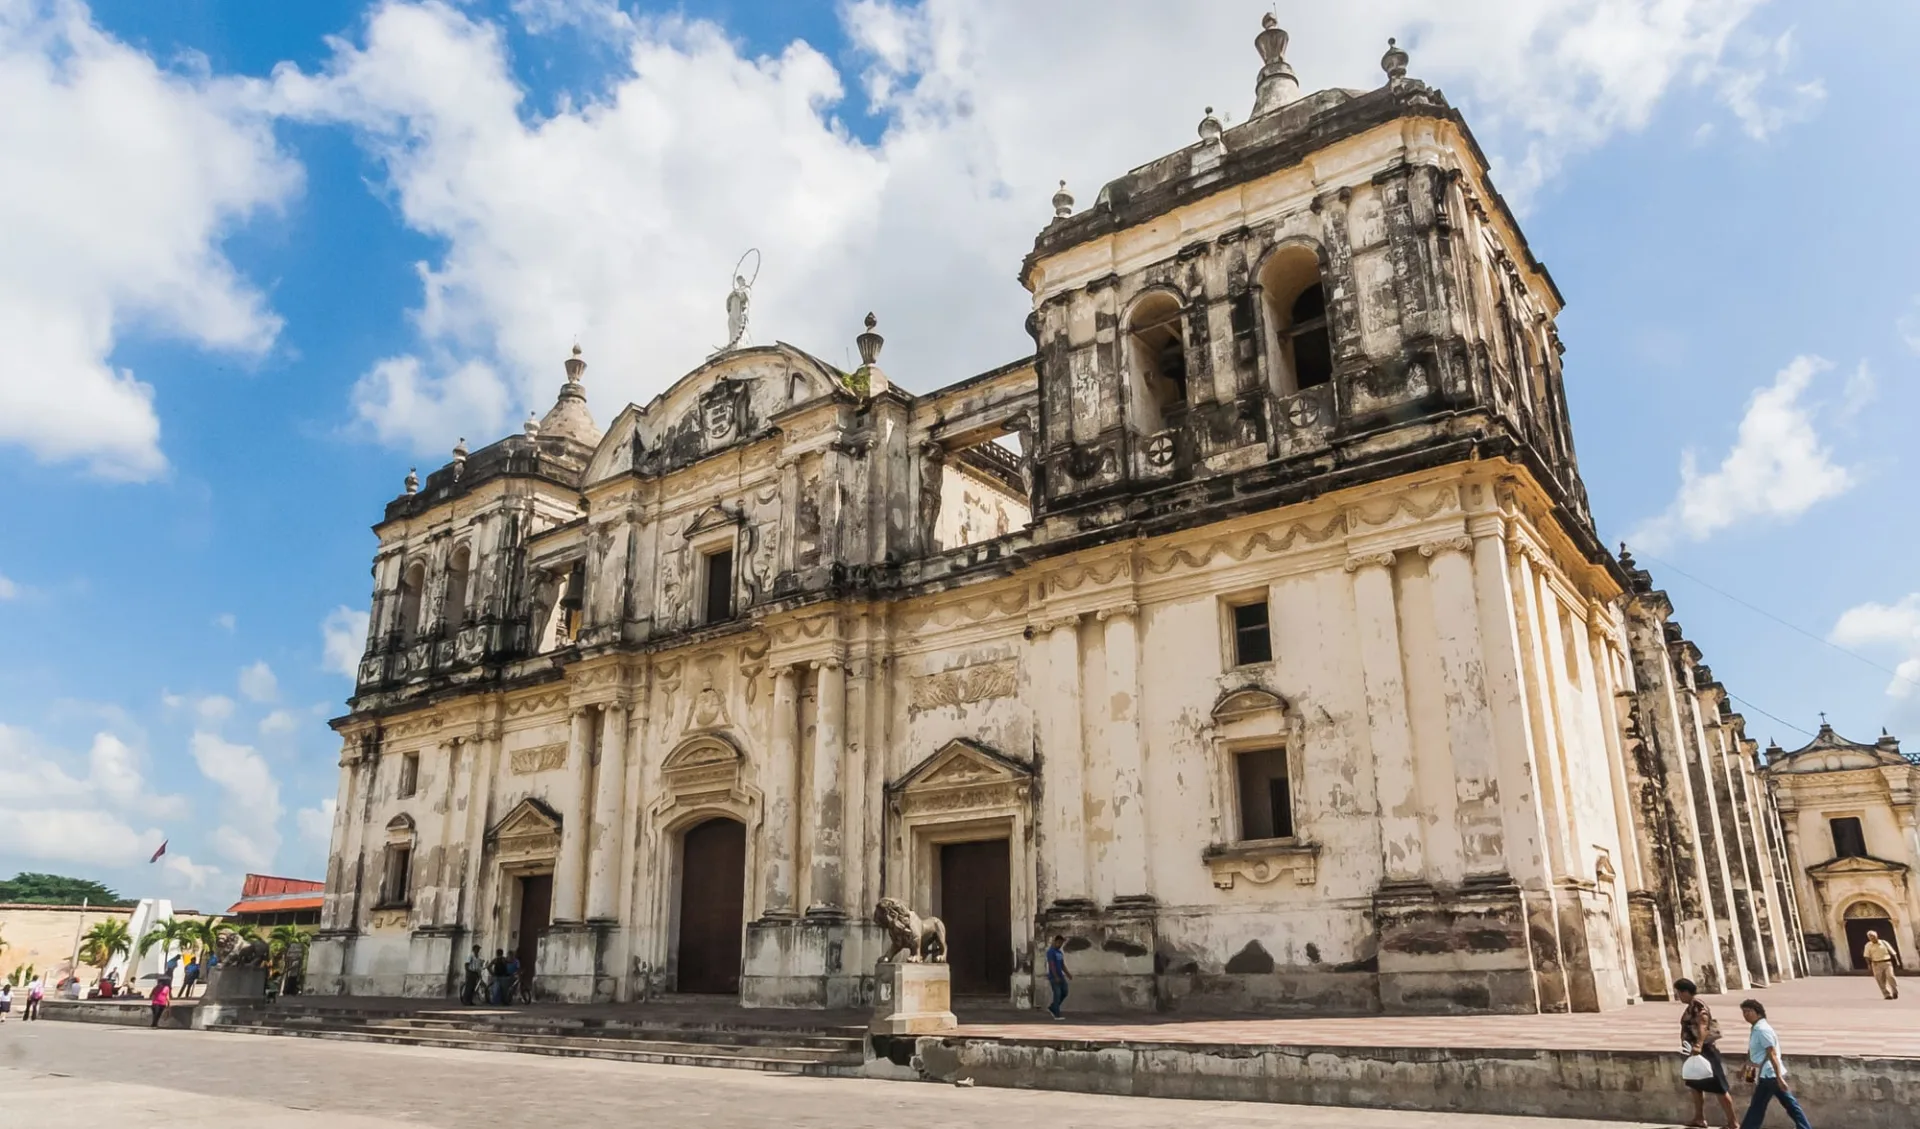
[268,925,313,994]
[7,963,36,987]
[0,872,131,906]
[79,919,133,971]
[137,918,195,967]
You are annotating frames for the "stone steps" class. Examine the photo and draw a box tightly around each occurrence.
[212,1013,868,1075]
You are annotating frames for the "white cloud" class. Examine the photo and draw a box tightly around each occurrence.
[1630,356,1855,551]
[261,0,1789,455]
[1833,596,1920,704]
[0,724,184,868]
[161,852,221,893]
[1900,296,1920,355]
[238,659,278,703]
[213,612,236,633]
[258,708,300,737]
[0,1,300,479]
[296,798,338,849]
[194,694,236,724]
[189,730,283,870]
[321,605,371,679]
[1711,29,1824,141]
[0,573,17,599]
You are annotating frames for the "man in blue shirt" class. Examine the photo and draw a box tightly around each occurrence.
[1044,935,1071,1020]
[1739,999,1813,1129]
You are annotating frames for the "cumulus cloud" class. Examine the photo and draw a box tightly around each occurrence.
[0,0,300,479]
[161,852,221,893]
[190,730,283,870]
[321,605,371,679]
[259,0,1795,456]
[0,724,185,867]
[1900,296,1920,355]
[194,694,236,724]
[0,572,16,599]
[213,612,236,633]
[258,709,301,737]
[297,798,338,849]
[1631,356,1856,551]
[1833,596,1920,704]
[238,659,278,703]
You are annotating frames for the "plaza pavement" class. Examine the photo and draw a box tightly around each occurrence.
[0,1018,1664,1129]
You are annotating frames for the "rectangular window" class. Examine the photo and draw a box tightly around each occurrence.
[703,548,735,624]
[383,845,412,905]
[1234,746,1293,841]
[1832,817,1868,859]
[397,752,419,799]
[1230,600,1273,666]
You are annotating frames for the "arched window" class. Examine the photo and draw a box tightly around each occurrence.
[397,561,426,646]
[1260,246,1333,396]
[443,546,472,631]
[1125,292,1188,432]
[380,814,416,907]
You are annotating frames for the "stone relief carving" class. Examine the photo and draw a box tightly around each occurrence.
[509,744,568,775]
[908,659,1018,714]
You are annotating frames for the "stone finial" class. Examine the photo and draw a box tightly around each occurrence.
[1198,106,1224,146]
[524,412,541,439]
[1382,36,1409,82]
[1252,13,1300,117]
[856,312,884,366]
[564,342,586,385]
[451,437,468,480]
[404,467,419,495]
[1052,179,1074,219]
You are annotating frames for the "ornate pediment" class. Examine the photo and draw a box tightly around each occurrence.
[1807,854,1910,879]
[661,735,745,803]
[488,797,562,860]
[1212,687,1288,723]
[896,739,1030,792]
[684,503,744,540]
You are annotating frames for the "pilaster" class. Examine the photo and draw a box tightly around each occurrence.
[1348,551,1425,882]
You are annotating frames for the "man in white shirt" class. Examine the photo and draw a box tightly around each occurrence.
[1862,930,1901,1000]
[1739,999,1813,1129]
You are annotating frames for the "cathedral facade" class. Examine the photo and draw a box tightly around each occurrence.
[310,18,1804,1014]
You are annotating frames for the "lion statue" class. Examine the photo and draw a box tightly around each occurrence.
[874,897,946,964]
[216,931,272,970]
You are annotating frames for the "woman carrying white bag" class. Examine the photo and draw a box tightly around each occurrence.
[1676,978,1736,1129]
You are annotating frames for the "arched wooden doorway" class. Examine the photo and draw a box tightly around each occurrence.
[677,817,746,994]
[1844,900,1899,972]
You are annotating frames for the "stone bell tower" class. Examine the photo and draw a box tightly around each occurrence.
[1021,18,1591,554]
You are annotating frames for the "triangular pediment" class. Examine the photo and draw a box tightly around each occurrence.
[1808,854,1909,878]
[684,504,743,539]
[896,739,1030,792]
[489,796,562,842]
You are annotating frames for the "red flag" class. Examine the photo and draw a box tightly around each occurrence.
[149,840,167,863]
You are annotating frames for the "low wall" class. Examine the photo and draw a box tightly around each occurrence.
[910,1035,1920,1128]
[37,998,195,1030]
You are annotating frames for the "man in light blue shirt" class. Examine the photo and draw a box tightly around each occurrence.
[1739,999,1813,1129]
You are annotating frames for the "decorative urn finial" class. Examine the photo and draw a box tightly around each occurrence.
[404,467,419,495]
[451,437,468,480]
[564,342,586,384]
[1382,36,1409,82]
[856,312,884,367]
[524,412,541,439]
[1251,13,1300,116]
[1198,106,1224,146]
[1052,179,1074,219]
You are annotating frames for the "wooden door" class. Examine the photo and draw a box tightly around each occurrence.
[516,873,553,986]
[940,838,1012,995]
[677,818,746,994]
[1846,917,1897,971]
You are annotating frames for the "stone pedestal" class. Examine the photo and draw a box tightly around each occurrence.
[742,918,887,1009]
[1374,879,1541,1015]
[537,922,617,1003]
[203,966,268,1002]
[303,930,355,996]
[404,926,461,998]
[869,960,956,1035]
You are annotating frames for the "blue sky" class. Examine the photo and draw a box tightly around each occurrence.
[2,0,1916,910]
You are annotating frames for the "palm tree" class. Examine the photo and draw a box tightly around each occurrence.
[137,917,195,980]
[80,918,133,974]
[175,917,233,994]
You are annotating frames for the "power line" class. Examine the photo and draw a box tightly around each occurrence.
[1726,693,1816,742]
[1636,551,1920,693]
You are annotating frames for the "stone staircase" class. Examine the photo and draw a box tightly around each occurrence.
[210,1006,869,1075]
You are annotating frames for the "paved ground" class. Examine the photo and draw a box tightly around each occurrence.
[955,975,1920,1057]
[0,1020,1664,1129]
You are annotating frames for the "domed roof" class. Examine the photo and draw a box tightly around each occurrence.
[538,345,601,447]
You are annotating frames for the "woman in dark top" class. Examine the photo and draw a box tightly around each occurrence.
[1676,978,1735,1128]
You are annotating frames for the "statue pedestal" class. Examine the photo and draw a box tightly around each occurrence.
[869,960,956,1035]
[204,966,268,1002]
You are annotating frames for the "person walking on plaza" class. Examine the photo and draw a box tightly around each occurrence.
[1675,979,1735,1128]
[488,949,508,1005]
[149,979,171,1029]
[1045,934,1072,1020]
[1863,930,1901,1000]
[24,975,44,1020]
[504,952,523,1005]
[462,945,485,1006]
[1739,999,1812,1129]
[183,956,200,998]
[0,983,11,1022]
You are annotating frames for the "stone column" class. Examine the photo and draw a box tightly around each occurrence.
[552,707,594,923]
[806,660,847,917]
[321,750,360,930]
[843,657,871,914]
[435,738,467,927]
[1349,552,1425,882]
[1099,605,1150,900]
[586,704,629,921]
[1423,537,1504,876]
[1038,615,1089,906]
[1679,689,1750,989]
[457,726,498,934]
[762,665,800,918]
[1511,547,1575,878]
[1895,806,1920,954]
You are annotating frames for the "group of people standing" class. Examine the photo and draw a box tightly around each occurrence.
[462,945,529,1006]
[1677,982,1812,1129]
[0,977,45,1022]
